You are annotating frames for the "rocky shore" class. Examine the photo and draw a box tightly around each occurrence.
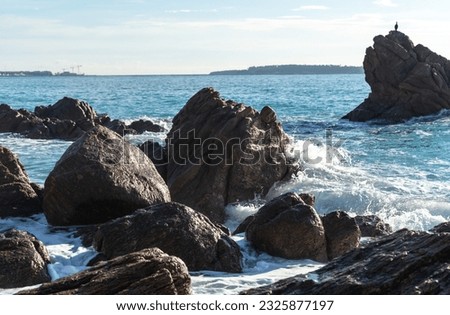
[1,31,450,294]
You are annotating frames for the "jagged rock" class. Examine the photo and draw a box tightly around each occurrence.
[93,202,242,272]
[0,229,51,289]
[321,211,360,260]
[35,97,97,125]
[18,248,191,295]
[242,229,450,294]
[430,221,450,233]
[343,31,450,122]
[43,125,171,226]
[354,214,393,237]
[166,88,296,223]
[0,146,42,217]
[245,193,328,262]
[138,140,168,180]
[0,102,85,140]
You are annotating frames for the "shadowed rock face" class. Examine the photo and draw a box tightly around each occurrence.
[321,211,360,260]
[93,202,243,273]
[18,248,192,295]
[244,193,328,262]
[354,214,393,237]
[0,97,165,140]
[242,229,450,295]
[43,125,171,226]
[0,146,42,218]
[166,87,296,223]
[0,229,51,289]
[343,31,450,122]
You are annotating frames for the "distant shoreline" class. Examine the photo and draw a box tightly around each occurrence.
[210,64,363,75]
[0,71,84,77]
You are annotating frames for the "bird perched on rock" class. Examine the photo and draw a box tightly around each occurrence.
[395,22,398,31]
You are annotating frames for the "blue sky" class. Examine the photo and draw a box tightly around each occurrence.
[1,0,449,74]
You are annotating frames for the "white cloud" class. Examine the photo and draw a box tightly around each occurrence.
[373,0,398,7]
[293,5,329,11]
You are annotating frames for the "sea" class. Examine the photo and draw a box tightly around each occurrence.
[1,74,449,295]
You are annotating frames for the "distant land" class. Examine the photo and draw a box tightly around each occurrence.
[0,71,83,77]
[209,64,363,75]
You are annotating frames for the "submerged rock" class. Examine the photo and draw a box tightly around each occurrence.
[43,125,171,226]
[0,146,42,217]
[18,248,191,295]
[0,229,51,289]
[166,87,296,223]
[242,229,450,294]
[93,202,242,272]
[343,31,450,122]
[245,193,328,262]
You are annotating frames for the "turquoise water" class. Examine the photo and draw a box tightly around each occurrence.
[1,74,449,294]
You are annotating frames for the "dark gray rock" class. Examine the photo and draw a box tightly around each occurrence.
[138,140,168,180]
[343,31,450,122]
[166,88,296,223]
[242,229,450,294]
[129,119,164,133]
[35,96,97,125]
[245,193,328,262]
[93,202,242,272]
[43,125,171,226]
[0,229,51,289]
[0,146,42,217]
[18,248,191,295]
[354,215,393,237]
[321,211,360,260]
[430,221,450,233]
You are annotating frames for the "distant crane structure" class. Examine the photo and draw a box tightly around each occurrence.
[60,65,83,74]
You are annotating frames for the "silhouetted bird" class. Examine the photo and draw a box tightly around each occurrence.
[395,22,398,31]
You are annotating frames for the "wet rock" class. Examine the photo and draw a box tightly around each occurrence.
[242,229,450,294]
[18,248,191,295]
[343,31,450,122]
[93,202,242,272]
[0,229,51,289]
[321,211,360,260]
[354,215,393,237]
[430,221,450,233]
[129,119,164,133]
[245,193,328,262]
[43,125,171,226]
[166,88,296,223]
[0,146,42,217]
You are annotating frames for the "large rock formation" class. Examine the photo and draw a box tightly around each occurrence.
[0,229,51,289]
[243,229,450,294]
[166,88,296,223]
[18,248,191,295]
[0,97,165,140]
[343,31,450,122]
[93,202,242,272]
[244,193,328,262]
[0,146,42,217]
[43,125,171,226]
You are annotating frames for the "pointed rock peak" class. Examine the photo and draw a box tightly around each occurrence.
[385,30,415,50]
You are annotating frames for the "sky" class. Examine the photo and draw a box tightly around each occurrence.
[1,0,450,75]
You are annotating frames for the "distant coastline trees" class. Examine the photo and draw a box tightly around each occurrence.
[210,64,363,75]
